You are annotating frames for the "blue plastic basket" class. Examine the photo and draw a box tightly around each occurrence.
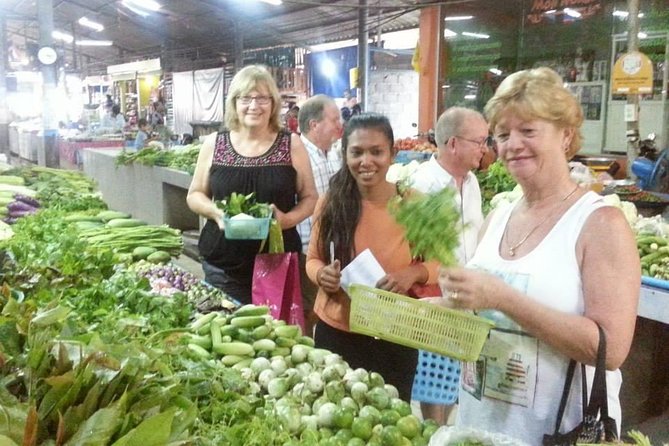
[411,350,461,404]
[223,215,271,240]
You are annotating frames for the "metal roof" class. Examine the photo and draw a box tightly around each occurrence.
[2,0,442,75]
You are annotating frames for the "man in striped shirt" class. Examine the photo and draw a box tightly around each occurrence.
[296,94,343,334]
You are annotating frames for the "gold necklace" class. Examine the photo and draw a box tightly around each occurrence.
[504,184,580,257]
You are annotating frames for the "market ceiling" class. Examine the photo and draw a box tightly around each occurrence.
[1,0,522,75]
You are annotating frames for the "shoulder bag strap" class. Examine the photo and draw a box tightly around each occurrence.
[551,359,578,435]
[585,324,609,418]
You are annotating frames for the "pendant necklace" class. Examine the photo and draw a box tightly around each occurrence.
[504,184,580,257]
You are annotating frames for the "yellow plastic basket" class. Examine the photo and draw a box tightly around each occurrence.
[349,284,494,362]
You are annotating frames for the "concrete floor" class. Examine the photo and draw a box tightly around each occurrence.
[174,253,669,443]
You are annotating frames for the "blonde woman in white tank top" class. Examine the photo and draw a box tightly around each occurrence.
[437,67,640,445]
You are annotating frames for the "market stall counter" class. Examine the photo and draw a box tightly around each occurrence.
[58,136,125,169]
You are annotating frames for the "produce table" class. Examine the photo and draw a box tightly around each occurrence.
[82,148,199,232]
[58,138,124,169]
[639,285,669,324]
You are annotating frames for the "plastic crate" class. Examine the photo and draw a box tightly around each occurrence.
[394,150,432,165]
[223,215,270,240]
[348,284,494,362]
[412,350,460,404]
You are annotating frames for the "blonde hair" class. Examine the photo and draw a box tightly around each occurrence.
[224,65,282,132]
[484,67,583,158]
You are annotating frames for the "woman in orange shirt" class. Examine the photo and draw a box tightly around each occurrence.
[306,113,439,400]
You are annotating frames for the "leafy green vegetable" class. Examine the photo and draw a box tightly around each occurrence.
[389,188,461,266]
[476,161,517,214]
[216,192,271,218]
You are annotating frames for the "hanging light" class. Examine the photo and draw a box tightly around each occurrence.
[122,0,161,16]
[52,30,74,44]
[78,16,104,32]
[76,40,114,46]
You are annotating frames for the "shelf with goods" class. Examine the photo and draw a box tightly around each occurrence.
[605,31,669,153]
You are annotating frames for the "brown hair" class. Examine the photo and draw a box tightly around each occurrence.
[484,67,583,158]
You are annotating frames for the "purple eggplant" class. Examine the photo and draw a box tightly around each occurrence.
[7,201,37,214]
[8,209,36,218]
[14,194,40,208]
[2,217,18,225]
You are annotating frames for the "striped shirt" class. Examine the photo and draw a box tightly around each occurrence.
[297,134,342,251]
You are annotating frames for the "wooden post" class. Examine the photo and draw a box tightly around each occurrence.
[417,6,445,134]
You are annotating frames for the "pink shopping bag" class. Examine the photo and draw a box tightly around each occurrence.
[251,220,306,332]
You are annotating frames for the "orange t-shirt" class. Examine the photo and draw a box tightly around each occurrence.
[306,196,439,331]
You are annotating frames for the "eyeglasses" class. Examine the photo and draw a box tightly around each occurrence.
[454,135,494,149]
[237,95,272,105]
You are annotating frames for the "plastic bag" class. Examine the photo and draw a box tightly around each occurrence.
[428,426,530,446]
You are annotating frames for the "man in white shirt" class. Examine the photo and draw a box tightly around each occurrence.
[411,106,489,264]
[409,106,490,425]
[296,94,343,334]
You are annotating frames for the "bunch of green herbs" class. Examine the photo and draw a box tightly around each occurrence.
[216,192,271,218]
[390,187,461,266]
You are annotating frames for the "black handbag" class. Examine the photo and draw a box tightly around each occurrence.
[543,324,618,446]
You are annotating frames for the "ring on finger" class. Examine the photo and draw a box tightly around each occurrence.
[450,290,459,300]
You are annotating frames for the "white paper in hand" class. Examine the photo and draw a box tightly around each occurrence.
[340,248,386,293]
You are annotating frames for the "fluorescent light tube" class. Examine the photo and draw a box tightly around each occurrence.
[78,17,104,32]
[52,30,74,43]
[125,0,161,11]
[76,40,113,46]
[564,8,582,18]
[259,0,283,4]
[445,15,473,21]
[462,31,489,39]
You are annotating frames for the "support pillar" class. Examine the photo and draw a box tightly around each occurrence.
[234,23,244,74]
[38,0,60,167]
[357,0,369,110]
[417,6,445,133]
[625,0,640,177]
[0,19,9,157]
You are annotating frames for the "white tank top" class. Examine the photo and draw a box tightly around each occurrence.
[456,191,622,445]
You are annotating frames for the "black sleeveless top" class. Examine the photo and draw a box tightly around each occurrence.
[198,129,302,283]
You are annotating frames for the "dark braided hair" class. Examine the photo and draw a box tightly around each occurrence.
[317,112,394,268]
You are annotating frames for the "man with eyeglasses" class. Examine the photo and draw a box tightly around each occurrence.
[296,94,344,334]
[408,106,489,426]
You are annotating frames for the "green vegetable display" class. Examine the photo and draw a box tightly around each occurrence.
[476,160,517,214]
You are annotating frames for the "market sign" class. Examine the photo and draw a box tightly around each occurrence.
[526,0,602,24]
[612,51,654,94]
